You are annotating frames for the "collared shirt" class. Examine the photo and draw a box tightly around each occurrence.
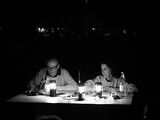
[93,75,114,87]
[84,74,119,92]
[28,67,77,92]
[84,75,137,93]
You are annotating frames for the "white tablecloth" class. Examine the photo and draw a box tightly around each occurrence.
[7,91,133,105]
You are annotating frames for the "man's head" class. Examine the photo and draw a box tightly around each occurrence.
[101,63,111,78]
[47,58,60,77]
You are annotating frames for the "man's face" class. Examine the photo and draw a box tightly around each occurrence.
[47,60,59,77]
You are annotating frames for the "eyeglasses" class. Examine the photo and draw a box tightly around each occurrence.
[48,65,59,70]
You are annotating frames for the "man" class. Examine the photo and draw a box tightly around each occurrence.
[27,58,77,94]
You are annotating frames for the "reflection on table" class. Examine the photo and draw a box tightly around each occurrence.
[7,90,133,105]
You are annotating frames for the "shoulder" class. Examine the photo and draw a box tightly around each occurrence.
[37,68,47,75]
[39,68,48,73]
[60,68,70,75]
[99,75,104,79]
[93,75,103,81]
[95,75,103,80]
[110,76,117,82]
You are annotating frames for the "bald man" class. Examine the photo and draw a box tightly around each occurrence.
[28,58,77,94]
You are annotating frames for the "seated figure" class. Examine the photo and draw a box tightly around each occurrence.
[27,57,77,95]
[84,62,138,95]
[84,63,117,92]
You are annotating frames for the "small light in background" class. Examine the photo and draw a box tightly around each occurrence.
[41,28,45,32]
[104,32,111,36]
[37,27,45,33]
[37,27,40,32]
[123,29,126,34]
[92,27,96,31]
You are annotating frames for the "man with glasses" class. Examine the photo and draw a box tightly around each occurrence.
[27,58,77,94]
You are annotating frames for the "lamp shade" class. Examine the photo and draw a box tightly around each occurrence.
[44,84,50,94]
[95,82,102,92]
[79,86,84,93]
[49,80,56,89]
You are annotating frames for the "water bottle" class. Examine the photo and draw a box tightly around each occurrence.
[119,82,123,92]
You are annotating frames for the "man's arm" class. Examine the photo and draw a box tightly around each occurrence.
[84,79,95,92]
[28,69,46,92]
[84,76,101,92]
[111,77,119,88]
[57,69,77,91]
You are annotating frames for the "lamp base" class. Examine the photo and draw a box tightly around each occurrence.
[77,93,84,101]
[50,89,56,97]
[97,92,102,98]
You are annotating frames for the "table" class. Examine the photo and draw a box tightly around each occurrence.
[7,91,133,104]
[4,91,136,120]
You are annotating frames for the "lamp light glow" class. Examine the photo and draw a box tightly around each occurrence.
[49,80,56,97]
[44,84,50,94]
[95,82,102,92]
[119,82,123,92]
[50,82,56,90]
[79,86,84,94]
[95,82,102,97]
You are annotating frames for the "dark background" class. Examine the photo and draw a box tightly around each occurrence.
[1,1,159,106]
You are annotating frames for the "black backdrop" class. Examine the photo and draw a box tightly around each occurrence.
[1,24,138,101]
[1,1,160,112]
